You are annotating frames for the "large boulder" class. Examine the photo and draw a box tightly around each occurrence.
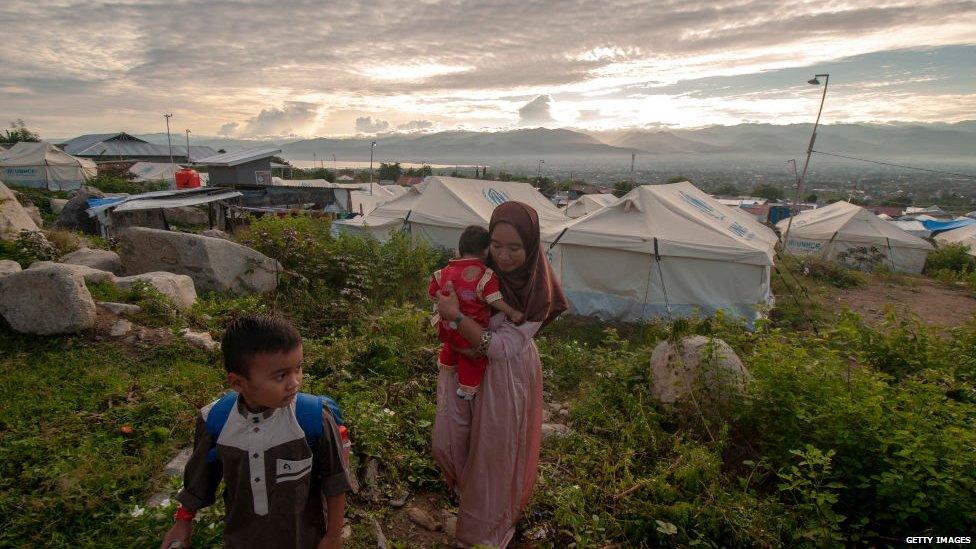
[50,198,68,214]
[28,261,116,284]
[59,247,122,275]
[0,180,40,240]
[0,266,96,334]
[650,336,750,407]
[0,260,22,276]
[115,271,197,310]
[119,227,279,294]
[55,185,104,233]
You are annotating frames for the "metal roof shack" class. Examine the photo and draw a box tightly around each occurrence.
[196,147,281,187]
[60,133,217,163]
[85,187,242,237]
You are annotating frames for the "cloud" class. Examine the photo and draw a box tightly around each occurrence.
[217,122,239,136]
[240,102,319,137]
[1,0,974,136]
[518,95,556,125]
[355,116,390,133]
[396,119,435,131]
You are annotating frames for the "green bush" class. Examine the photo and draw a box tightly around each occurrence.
[795,256,866,288]
[0,230,59,267]
[925,243,975,274]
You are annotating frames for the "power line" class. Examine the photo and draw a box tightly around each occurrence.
[812,150,976,180]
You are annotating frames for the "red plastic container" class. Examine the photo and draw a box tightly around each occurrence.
[175,168,201,189]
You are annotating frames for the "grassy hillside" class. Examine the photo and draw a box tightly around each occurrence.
[1,214,974,547]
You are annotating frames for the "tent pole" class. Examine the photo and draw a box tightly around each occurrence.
[548,227,568,251]
[653,237,673,319]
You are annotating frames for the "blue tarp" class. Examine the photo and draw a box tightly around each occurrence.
[87,197,127,208]
[921,218,976,235]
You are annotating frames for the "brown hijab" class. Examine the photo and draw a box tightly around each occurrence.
[488,201,568,327]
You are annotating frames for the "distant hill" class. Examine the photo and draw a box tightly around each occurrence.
[97,122,975,168]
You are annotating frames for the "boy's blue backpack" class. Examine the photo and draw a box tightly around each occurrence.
[203,391,342,463]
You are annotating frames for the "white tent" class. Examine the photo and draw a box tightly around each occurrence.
[0,142,97,190]
[935,224,976,256]
[777,201,933,273]
[889,219,931,239]
[333,186,424,240]
[544,182,777,324]
[564,193,619,218]
[128,162,181,185]
[334,176,565,249]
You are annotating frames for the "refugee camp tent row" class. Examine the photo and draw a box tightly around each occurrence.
[0,141,97,190]
[333,176,565,248]
[563,193,619,218]
[935,224,976,257]
[544,182,778,325]
[777,200,933,273]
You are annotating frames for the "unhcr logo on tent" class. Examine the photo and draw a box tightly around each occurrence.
[483,188,510,207]
[679,190,725,221]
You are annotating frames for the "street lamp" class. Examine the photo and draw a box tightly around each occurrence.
[163,113,174,165]
[783,73,829,244]
[184,129,191,164]
[369,140,377,195]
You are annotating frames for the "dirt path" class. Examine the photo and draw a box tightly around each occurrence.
[827,275,976,328]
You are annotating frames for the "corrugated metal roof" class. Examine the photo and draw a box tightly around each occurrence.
[61,133,140,154]
[86,187,242,216]
[61,133,216,159]
[195,147,281,167]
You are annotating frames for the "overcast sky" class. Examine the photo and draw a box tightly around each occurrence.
[3,0,974,139]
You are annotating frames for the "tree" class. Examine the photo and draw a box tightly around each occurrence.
[713,183,740,196]
[1,119,40,145]
[805,193,819,203]
[667,175,691,183]
[750,184,785,200]
[613,181,637,198]
[404,164,432,177]
[378,162,402,182]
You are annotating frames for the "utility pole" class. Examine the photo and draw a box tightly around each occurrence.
[163,113,174,165]
[630,153,636,183]
[184,129,191,164]
[369,141,377,196]
[537,159,545,179]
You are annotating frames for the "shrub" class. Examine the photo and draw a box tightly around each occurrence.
[794,256,866,288]
[0,230,58,267]
[924,243,975,275]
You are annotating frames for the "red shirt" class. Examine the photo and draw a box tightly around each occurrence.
[428,257,502,327]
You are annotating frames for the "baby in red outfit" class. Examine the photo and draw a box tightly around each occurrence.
[429,225,523,399]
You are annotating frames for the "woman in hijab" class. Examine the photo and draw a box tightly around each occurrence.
[433,201,568,547]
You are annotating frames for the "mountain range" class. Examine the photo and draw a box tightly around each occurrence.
[115,122,976,168]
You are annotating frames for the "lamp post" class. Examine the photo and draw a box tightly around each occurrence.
[783,74,829,244]
[184,129,191,164]
[163,113,174,165]
[369,140,377,195]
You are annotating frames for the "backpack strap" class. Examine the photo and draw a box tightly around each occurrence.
[202,391,343,461]
[203,391,239,463]
[295,393,344,447]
